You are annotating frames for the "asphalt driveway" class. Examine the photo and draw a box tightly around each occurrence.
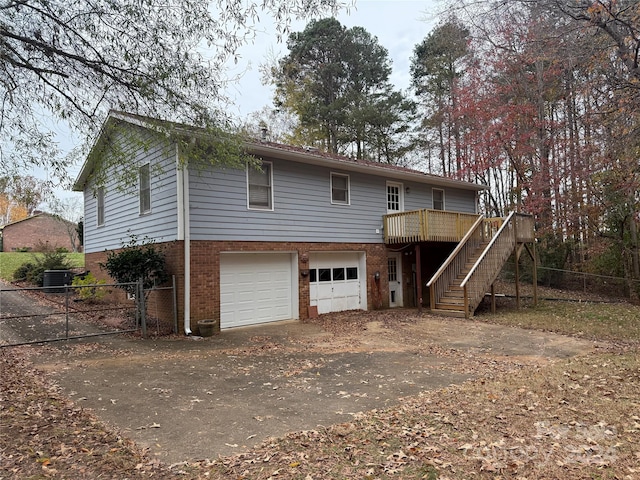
[14,311,595,464]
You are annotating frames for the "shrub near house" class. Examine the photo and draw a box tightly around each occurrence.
[12,250,73,286]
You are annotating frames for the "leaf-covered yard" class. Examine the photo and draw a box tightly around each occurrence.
[1,300,639,479]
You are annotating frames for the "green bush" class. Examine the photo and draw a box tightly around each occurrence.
[72,272,106,301]
[12,262,37,281]
[100,235,168,296]
[13,251,73,286]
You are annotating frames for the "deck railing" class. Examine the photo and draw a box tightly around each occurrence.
[515,214,536,242]
[384,209,481,244]
[424,211,535,317]
[426,215,487,311]
[460,212,531,317]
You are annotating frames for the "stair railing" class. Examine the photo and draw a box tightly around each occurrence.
[426,214,485,311]
[460,211,518,317]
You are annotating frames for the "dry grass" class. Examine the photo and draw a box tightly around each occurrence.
[2,299,639,479]
[478,300,640,345]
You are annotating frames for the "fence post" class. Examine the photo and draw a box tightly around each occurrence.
[139,278,147,339]
[65,284,70,340]
[172,275,178,334]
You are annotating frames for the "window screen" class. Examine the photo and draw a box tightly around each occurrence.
[97,186,105,226]
[248,162,272,209]
[331,173,349,204]
[139,164,151,213]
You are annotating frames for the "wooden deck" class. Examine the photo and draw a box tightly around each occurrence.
[384,210,481,244]
[383,209,536,318]
[384,209,534,245]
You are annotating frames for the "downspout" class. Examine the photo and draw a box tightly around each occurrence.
[176,144,192,335]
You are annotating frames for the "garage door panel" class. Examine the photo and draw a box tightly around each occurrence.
[220,253,294,329]
[309,252,365,315]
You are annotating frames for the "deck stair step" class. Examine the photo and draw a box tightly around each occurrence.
[431,308,467,318]
[439,296,465,305]
[435,302,466,311]
[442,288,464,295]
[428,219,517,318]
[444,290,464,299]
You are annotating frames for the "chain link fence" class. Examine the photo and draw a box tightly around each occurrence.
[497,260,640,302]
[0,277,177,347]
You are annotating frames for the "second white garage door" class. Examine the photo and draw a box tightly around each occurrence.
[309,252,367,314]
[220,253,298,329]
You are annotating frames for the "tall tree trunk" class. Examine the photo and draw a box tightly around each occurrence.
[630,215,640,280]
[438,122,446,175]
[535,58,554,234]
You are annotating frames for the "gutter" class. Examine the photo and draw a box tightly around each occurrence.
[176,145,192,335]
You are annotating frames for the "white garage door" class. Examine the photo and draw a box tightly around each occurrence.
[309,252,366,314]
[220,253,296,329]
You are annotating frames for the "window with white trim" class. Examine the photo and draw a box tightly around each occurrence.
[386,181,403,213]
[388,257,398,282]
[139,163,151,214]
[331,172,350,205]
[247,161,273,210]
[308,267,358,283]
[433,188,445,211]
[97,186,105,226]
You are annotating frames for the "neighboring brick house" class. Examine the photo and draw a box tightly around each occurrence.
[0,212,79,253]
[75,111,521,335]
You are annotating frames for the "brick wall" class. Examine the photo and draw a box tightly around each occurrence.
[188,241,389,333]
[2,214,78,252]
[86,240,389,335]
[85,241,183,333]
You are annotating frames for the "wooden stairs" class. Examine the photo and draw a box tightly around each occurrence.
[432,241,489,317]
[427,212,535,318]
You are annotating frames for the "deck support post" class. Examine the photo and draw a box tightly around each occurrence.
[490,283,496,313]
[524,243,538,307]
[415,243,422,314]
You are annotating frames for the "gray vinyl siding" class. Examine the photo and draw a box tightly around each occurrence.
[189,157,478,243]
[82,132,178,253]
[432,187,477,213]
[400,182,476,214]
